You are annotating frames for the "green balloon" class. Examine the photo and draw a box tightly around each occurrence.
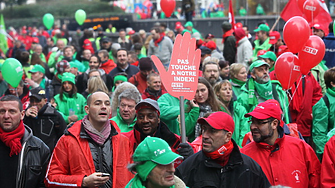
[43,13,54,30]
[75,9,86,25]
[2,58,23,88]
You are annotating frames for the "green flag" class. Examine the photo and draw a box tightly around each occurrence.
[0,14,8,54]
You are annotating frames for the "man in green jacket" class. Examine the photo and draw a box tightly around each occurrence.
[312,67,335,160]
[252,24,272,60]
[111,89,141,132]
[237,60,290,124]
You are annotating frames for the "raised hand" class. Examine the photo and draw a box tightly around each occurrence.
[151,32,201,100]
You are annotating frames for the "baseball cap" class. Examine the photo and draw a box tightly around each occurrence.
[311,23,322,30]
[133,136,183,164]
[136,98,160,113]
[245,100,282,121]
[61,72,76,84]
[29,87,46,100]
[200,46,212,56]
[197,112,235,133]
[259,51,277,62]
[205,33,215,39]
[29,64,45,74]
[184,21,193,27]
[133,137,183,181]
[205,41,216,50]
[249,60,269,72]
[254,24,270,32]
[269,31,280,44]
[101,37,111,43]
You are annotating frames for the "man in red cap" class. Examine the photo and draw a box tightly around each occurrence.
[176,111,270,188]
[241,100,321,188]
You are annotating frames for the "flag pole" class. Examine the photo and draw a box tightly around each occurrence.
[270,16,281,32]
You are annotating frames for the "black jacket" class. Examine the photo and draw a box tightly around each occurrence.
[18,125,50,188]
[223,35,236,64]
[24,103,66,152]
[175,139,270,188]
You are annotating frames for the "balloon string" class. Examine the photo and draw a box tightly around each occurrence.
[288,75,303,106]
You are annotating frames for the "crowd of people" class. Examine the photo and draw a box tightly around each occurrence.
[1,19,335,188]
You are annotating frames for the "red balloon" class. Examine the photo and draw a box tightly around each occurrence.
[298,35,325,75]
[275,52,302,90]
[297,0,306,12]
[283,16,310,54]
[303,0,320,23]
[160,0,176,17]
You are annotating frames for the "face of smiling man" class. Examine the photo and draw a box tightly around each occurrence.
[136,108,160,135]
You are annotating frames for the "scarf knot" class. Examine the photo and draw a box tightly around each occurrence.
[204,140,234,166]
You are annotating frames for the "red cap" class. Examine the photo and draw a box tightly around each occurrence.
[245,100,282,121]
[32,37,39,44]
[128,30,135,35]
[235,22,243,28]
[269,31,280,44]
[22,30,27,34]
[257,50,267,56]
[205,41,216,50]
[197,112,235,133]
[277,45,289,57]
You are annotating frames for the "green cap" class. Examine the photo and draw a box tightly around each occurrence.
[254,24,270,32]
[29,64,45,74]
[113,75,127,84]
[249,60,269,72]
[184,21,193,27]
[133,137,183,181]
[61,72,76,84]
[259,51,277,62]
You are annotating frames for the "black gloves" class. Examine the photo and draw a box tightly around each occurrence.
[177,143,194,160]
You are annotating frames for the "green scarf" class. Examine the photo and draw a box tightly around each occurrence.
[327,87,335,97]
[231,78,246,86]
[254,80,273,100]
[248,79,273,105]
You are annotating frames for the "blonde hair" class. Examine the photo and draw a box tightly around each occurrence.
[87,76,109,94]
[230,63,246,79]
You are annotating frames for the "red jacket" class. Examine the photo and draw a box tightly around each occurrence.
[100,59,116,75]
[321,135,335,188]
[45,120,133,188]
[288,72,322,137]
[128,72,147,94]
[241,134,320,188]
[141,88,167,101]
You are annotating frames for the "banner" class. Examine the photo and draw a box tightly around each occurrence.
[228,0,236,29]
[0,14,8,54]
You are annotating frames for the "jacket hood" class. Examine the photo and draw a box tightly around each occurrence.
[234,28,246,41]
[22,124,34,144]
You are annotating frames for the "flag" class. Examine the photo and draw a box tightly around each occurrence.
[281,0,331,35]
[228,0,235,29]
[0,14,8,54]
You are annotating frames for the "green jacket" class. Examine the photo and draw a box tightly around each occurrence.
[312,92,335,160]
[236,79,290,124]
[311,62,327,94]
[231,82,244,98]
[232,102,249,147]
[111,108,137,133]
[157,93,190,135]
[48,51,64,69]
[252,38,272,59]
[54,92,87,124]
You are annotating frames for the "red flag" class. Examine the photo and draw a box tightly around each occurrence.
[228,0,235,30]
[281,0,331,35]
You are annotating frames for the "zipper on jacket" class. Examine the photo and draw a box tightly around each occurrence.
[16,142,27,188]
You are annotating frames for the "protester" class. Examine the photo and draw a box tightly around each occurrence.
[229,63,247,98]
[98,49,116,74]
[213,80,249,147]
[126,137,186,188]
[175,111,271,188]
[323,22,335,68]
[234,27,253,67]
[45,91,133,188]
[51,60,71,97]
[221,22,236,64]
[241,100,321,188]
[24,87,66,152]
[218,60,230,80]
[0,95,50,188]
[142,72,166,100]
[129,57,154,94]
[202,60,221,86]
[54,72,86,124]
[252,24,271,60]
[237,60,290,123]
[4,80,30,108]
[148,27,173,70]
[111,72,128,92]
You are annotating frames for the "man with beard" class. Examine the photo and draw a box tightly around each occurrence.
[202,61,221,86]
[123,98,195,164]
[236,60,290,124]
[241,100,321,188]
[175,111,270,188]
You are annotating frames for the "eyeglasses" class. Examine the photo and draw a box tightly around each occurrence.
[249,119,272,125]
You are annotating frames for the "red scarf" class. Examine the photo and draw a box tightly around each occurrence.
[0,121,25,157]
[203,140,234,166]
[222,29,234,43]
[154,34,165,47]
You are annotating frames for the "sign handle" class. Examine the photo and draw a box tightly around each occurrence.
[179,96,186,143]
